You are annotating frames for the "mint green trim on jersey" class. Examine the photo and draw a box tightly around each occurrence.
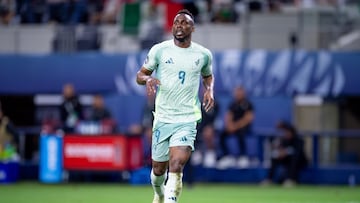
[193,94,201,122]
[201,49,213,77]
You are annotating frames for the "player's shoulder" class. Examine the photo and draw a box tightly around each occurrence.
[151,40,173,50]
[146,40,171,61]
[148,40,172,59]
[191,41,212,56]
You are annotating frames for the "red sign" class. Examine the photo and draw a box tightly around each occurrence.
[127,137,143,170]
[63,135,131,170]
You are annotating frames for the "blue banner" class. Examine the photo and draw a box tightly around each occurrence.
[0,50,359,96]
[39,135,63,183]
[0,162,19,183]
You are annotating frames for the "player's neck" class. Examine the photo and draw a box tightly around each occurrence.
[173,38,191,48]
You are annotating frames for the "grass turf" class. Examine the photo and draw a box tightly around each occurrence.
[0,182,359,203]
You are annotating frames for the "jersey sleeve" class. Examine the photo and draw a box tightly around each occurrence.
[142,44,160,71]
[201,49,213,77]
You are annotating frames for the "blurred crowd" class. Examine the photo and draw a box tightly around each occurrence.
[1,0,356,52]
[0,82,308,186]
[0,101,19,162]
[0,0,122,25]
[41,83,117,135]
[0,0,352,26]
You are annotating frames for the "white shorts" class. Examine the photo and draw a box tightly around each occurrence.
[151,120,197,162]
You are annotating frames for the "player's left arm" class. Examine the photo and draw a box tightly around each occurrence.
[201,49,215,112]
[201,50,214,112]
[202,74,214,112]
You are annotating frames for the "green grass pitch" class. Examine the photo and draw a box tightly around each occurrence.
[1,182,359,203]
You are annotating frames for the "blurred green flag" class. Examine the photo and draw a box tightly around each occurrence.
[121,2,141,35]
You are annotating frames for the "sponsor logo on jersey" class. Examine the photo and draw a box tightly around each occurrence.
[165,58,174,64]
[180,136,187,142]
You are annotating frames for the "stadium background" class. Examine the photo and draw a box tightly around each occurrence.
[0,0,360,202]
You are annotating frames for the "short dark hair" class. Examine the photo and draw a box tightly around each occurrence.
[277,121,297,136]
[176,9,194,21]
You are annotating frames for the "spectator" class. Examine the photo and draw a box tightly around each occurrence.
[141,94,155,167]
[16,0,46,23]
[60,83,83,133]
[87,94,116,134]
[183,92,219,185]
[101,0,122,24]
[46,0,68,23]
[0,0,16,25]
[20,0,47,24]
[76,24,101,51]
[197,92,219,135]
[138,2,164,50]
[211,0,238,23]
[0,100,19,161]
[141,94,155,130]
[192,96,219,168]
[200,125,218,167]
[86,0,103,24]
[67,0,88,24]
[218,86,254,169]
[41,111,61,134]
[76,0,103,51]
[183,1,200,23]
[268,0,282,12]
[261,121,308,187]
[88,94,111,121]
[142,125,152,167]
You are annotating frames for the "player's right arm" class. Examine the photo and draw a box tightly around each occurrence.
[136,67,153,85]
[136,43,162,95]
[136,67,160,96]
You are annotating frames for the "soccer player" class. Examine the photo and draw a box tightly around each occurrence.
[136,9,214,203]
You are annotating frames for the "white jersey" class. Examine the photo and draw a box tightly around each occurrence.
[143,40,213,123]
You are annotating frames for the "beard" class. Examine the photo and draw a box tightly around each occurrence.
[173,33,190,42]
[174,36,185,42]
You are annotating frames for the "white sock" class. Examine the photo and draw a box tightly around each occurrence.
[151,169,166,197]
[164,172,183,203]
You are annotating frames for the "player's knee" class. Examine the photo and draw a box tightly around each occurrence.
[169,159,186,173]
[153,164,167,176]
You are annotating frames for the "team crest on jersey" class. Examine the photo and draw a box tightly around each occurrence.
[195,59,200,66]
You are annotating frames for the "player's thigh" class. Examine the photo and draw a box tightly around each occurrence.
[168,146,192,172]
[169,121,197,150]
[169,146,192,162]
[152,121,171,162]
[168,122,197,172]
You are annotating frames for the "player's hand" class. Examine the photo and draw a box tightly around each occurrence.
[146,77,160,96]
[203,89,214,112]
